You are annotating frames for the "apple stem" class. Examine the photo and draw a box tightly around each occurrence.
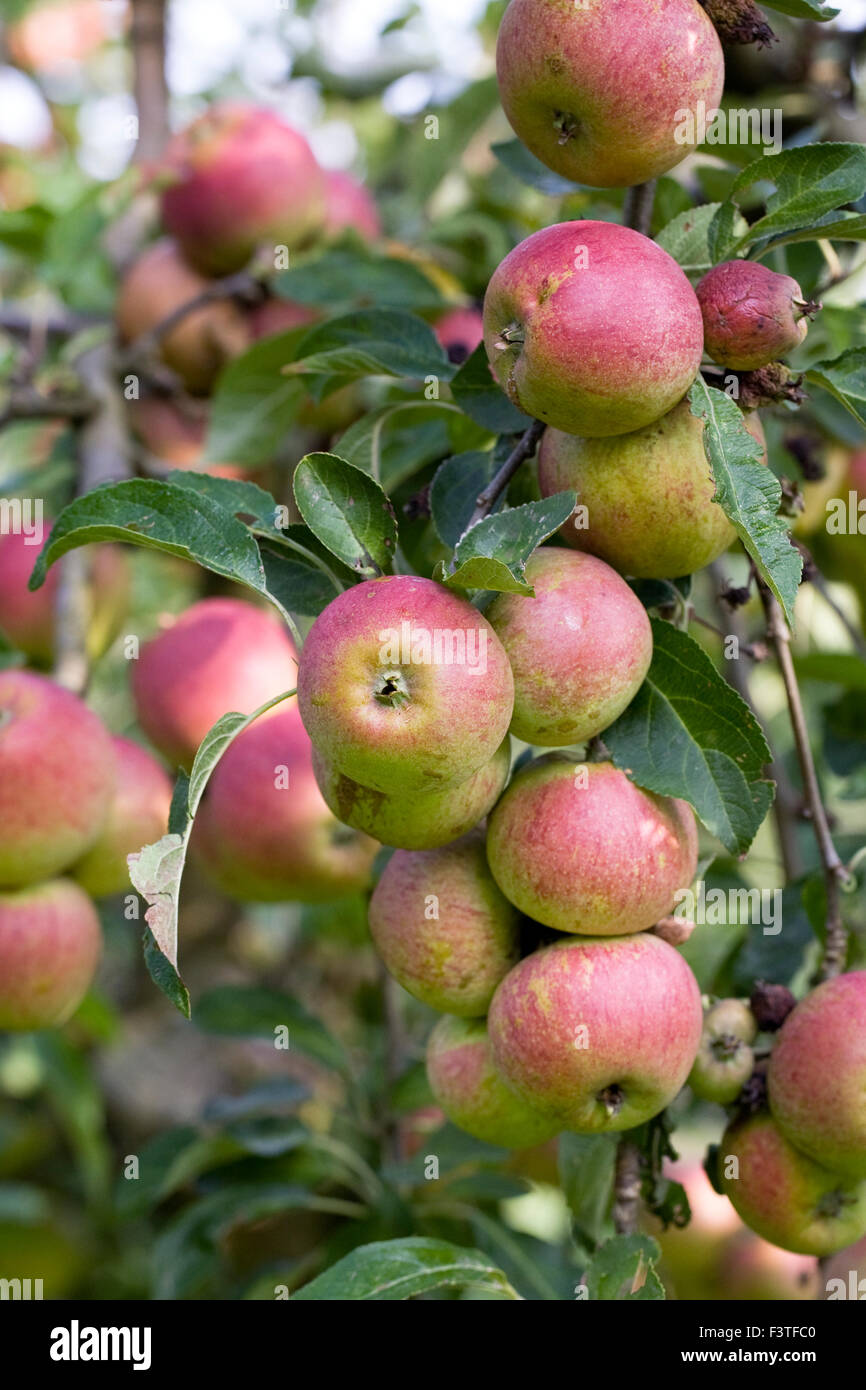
[623,180,657,238]
[461,418,546,539]
[613,1137,642,1236]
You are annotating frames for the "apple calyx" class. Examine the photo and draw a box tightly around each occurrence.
[710,1032,747,1063]
[816,1187,859,1221]
[373,669,411,709]
[598,1083,625,1118]
[495,321,524,352]
[792,297,822,322]
[552,111,578,146]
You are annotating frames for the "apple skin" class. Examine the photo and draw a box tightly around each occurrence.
[697,260,811,370]
[486,547,651,745]
[486,756,698,935]
[426,1015,560,1148]
[767,972,866,1181]
[368,828,520,1016]
[72,737,173,899]
[538,400,767,578]
[0,671,115,888]
[322,170,381,242]
[487,933,703,1133]
[718,1112,866,1257]
[434,307,484,365]
[689,998,758,1105]
[0,879,102,1030]
[131,597,298,772]
[116,240,249,396]
[0,523,128,664]
[192,704,377,902]
[297,575,514,794]
[483,222,704,438]
[312,737,511,851]
[496,0,724,189]
[160,103,326,275]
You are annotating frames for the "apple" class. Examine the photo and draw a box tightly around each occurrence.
[486,756,698,934]
[718,1112,866,1256]
[488,932,703,1133]
[495,0,724,188]
[767,972,866,1181]
[192,704,377,902]
[160,104,325,275]
[483,222,704,437]
[368,827,520,1016]
[0,671,115,888]
[792,443,850,539]
[434,307,484,365]
[689,998,758,1105]
[248,298,320,340]
[312,737,511,851]
[697,260,815,370]
[116,240,249,396]
[322,170,381,242]
[297,575,514,794]
[8,0,108,72]
[426,1015,560,1149]
[131,597,298,771]
[0,878,102,1030]
[538,400,767,578]
[717,1230,819,1301]
[486,547,651,745]
[0,521,128,664]
[128,397,249,480]
[72,738,173,899]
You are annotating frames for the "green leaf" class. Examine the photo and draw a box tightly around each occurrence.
[558,1134,617,1247]
[760,0,838,16]
[205,331,308,466]
[688,380,802,627]
[284,310,453,389]
[709,144,866,262]
[655,203,745,276]
[491,138,582,196]
[292,1236,520,1301]
[604,619,774,856]
[794,651,866,689]
[450,342,532,433]
[115,1127,245,1219]
[755,211,866,255]
[442,493,576,595]
[274,248,444,311]
[293,451,398,576]
[583,1234,665,1301]
[194,985,347,1072]
[806,348,866,427]
[336,400,477,490]
[431,450,498,548]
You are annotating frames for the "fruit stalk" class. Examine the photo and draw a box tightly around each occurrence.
[613,1138,642,1236]
[463,417,546,533]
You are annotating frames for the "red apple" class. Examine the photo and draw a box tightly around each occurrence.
[697,260,814,370]
[434,307,484,365]
[322,170,381,242]
[0,878,102,1030]
[72,737,173,899]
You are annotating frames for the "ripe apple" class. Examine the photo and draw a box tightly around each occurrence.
[0,878,102,1030]
[483,222,704,437]
[487,932,703,1132]
[322,170,381,242]
[697,260,815,370]
[0,671,115,887]
[689,998,758,1105]
[312,737,511,851]
[131,597,298,771]
[160,104,325,275]
[486,547,651,745]
[426,1015,560,1148]
[297,575,514,794]
[496,0,724,188]
[717,1230,819,1301]
[116,240,249,396]
[72,738,173,899]
[0,521,128,664]
[193,704,378,902]
[128,397,248,480]
[767,972,866,1181]
[718,1112,866,1256]
[368,827,520,1016]
[538,399,767,578]
[486,756,698,934]
[434,307,484,365]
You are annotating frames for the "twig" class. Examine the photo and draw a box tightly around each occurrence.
[0,388,96,426]
[462,418,545,533]
[130,0,170,163]
[623,180,657,237]
[0,306,102,337]
[612,1137,642,1236]
[758,583,851,977]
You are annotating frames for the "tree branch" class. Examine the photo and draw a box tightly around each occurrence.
[130,0,170,163]
[623,180,657,237]
[612,1137,642,1235]
[463,418,545,533]
[118,271,261,371]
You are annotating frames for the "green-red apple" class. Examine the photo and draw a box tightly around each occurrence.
[697,260,815,370]
[486,756,698,934]
[768,972,866,1181]
[72,737,173,899]
[486,547,651,745]
[487,933,703,1132]
[426,1014,560,1148]
[689,998,758,1105]
[297,575,514,794]
[0,878,102,1030]
[538,400,766,578]
[368,828,520,1016]
[483,221,704,437]
[434,307,484,365]
[719,1112,866,1256]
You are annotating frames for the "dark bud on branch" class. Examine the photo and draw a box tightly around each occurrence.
[736,363,806,411]
[784,429,826,482]
[750,980,797,1032]
[701,0,777,47]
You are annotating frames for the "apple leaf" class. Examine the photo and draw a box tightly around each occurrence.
[582,1235,665,1301]
[754,211,866,256]
[273,247,444,311]
[708,143,866,262]
[604,619,774,856]
[450,342,533,433]
[441,493,575,596]
[805,347,866,427]
[194,986,348,1073]
[293,452,398,577]
[282,309,453,393]
[491,138,583,196]
[760,0,838,16]
[656,203,747,276]
[204,330,308,465]
[688,379,802,628]
[430,450,499,548]
[337,399,481,491]
[291,1236,521,1301]
[558,1134,617,1248]
[794,651,866,690]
